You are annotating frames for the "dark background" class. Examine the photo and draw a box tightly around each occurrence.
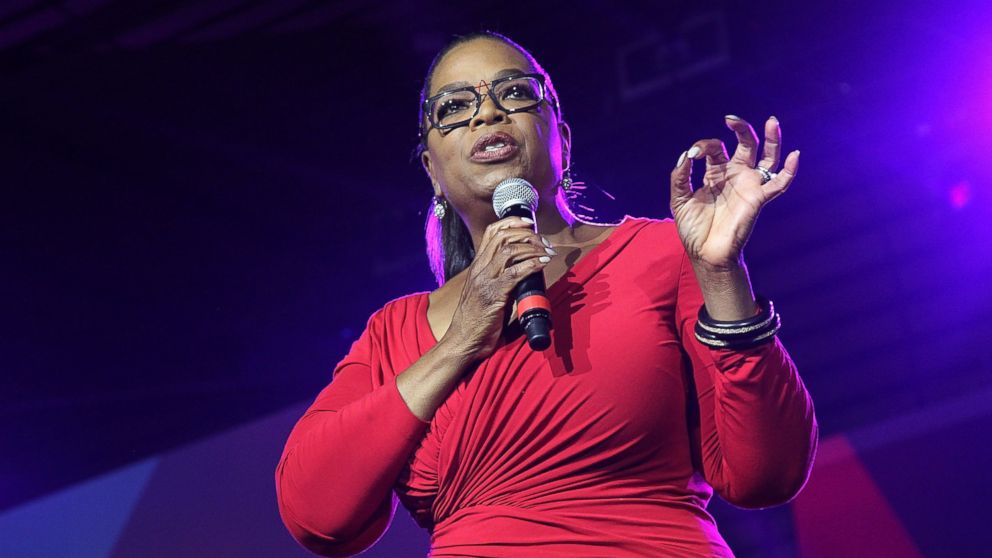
[3,1,992,556]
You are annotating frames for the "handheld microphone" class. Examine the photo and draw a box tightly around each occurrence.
[492,178,552,351]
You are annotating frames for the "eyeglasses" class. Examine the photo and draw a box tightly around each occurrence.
[421,73,559,137]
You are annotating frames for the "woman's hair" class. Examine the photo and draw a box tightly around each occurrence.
[417,31,568,287]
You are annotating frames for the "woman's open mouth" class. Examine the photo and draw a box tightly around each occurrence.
[470,132,519,163]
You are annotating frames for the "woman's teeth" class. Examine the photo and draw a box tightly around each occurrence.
[485,143,506,151]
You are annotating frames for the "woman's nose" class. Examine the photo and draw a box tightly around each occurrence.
[470,93,507,130]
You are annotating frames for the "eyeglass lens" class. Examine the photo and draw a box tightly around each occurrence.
[431,76,543,128]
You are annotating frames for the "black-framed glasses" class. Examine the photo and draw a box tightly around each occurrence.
[421,73,559,136]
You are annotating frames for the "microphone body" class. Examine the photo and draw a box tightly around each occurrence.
[492,179,552,351]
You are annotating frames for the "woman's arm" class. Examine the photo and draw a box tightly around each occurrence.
[277,325,494,556]
[664,114,817,506]
[675,249,819,508]
[276,308,484,557]
[275,314,430,557]
[276,218,554,557]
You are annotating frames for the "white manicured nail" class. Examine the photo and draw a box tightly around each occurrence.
[539,256,551,263]
[521,217,534,224]
[541,236,552,248]
[676,151,687,167]
[687,146,701,159]
[545,247,558,256]
[725,114,741,120]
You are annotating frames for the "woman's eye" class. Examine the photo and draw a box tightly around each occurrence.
[500,83,538,101]
[436,98,471,120]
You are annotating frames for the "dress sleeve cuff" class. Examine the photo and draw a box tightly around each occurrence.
[383,374,433,432]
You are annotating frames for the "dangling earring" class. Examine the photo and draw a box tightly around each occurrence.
[560,167,573,191]
[432,196,447,220]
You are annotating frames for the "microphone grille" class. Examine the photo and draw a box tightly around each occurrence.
[492,178,539,217]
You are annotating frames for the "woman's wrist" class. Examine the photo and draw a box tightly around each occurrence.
[690,260,759,322]
[435,329,483,368]
[396,339,475,422]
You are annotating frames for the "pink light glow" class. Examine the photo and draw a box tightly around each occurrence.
[948,180,972,210]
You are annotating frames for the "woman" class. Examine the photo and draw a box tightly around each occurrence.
[276,31,817,558]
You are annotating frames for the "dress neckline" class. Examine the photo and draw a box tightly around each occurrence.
[417,216,636,349]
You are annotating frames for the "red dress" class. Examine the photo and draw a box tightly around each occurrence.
[276,217,818,557]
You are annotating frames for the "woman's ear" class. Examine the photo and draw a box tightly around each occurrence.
[421,150,441,196]
[559,121,572,170]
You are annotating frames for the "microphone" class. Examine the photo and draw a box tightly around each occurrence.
[492,178,552,351]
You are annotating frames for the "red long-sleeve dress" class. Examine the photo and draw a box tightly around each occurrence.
[275,217,818,557]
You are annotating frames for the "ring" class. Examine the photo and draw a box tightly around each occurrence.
[756,166,776,185]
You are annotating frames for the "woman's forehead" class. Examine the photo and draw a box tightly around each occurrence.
[431,39,538,94]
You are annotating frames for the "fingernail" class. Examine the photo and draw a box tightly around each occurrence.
[725,114,741,120]
[687,146,701,159]
[676,151,687,167]
[545,247,558,256]
[521,217,534,224]
[794,149,801,157]
[769,115,779,122]
[541,236,552,248]
[539,256,551,263]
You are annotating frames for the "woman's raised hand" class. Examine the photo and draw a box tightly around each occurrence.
[669,115,799,272]
[444,217,553,359]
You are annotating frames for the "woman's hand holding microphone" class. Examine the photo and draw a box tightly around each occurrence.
[444,216,553,360]
[397,216,552,421]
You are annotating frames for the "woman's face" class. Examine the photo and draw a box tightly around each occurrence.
[421,39,570,220]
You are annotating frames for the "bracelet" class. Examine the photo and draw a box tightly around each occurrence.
[694,296,781,349]
[695,314,781,348]
[699,296,774,329]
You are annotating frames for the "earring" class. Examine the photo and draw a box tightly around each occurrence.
[432,196,447,220]
[560,167,573,191]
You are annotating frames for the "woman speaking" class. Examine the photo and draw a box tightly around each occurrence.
[276,31,817,558]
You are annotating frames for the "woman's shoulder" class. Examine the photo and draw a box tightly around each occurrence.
[618,214,676,233]
[357,291,431,335]
[378,291,431,318]
[612,215,683,253]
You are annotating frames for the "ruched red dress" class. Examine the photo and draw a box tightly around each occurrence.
[276,217,818,557]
